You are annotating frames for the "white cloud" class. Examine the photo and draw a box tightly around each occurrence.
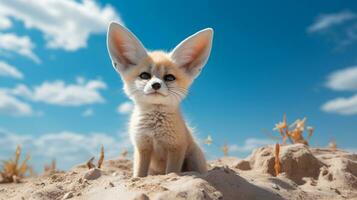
[0,15,12,29]
[0,90,33,116]
[117,101,134,115]
[0,61,23,79]
[11,77,107,106]
[229,138,274,153]
[0,33,40,63]
[322,66,357,115]
[308,11,356,32]
[82,108,94,117]
[0,129,132,171]
[308,11,357,48]
[326,66,357,91]
[0,0,121,51]
[321,94,357,115]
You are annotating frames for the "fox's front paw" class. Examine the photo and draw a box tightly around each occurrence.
[133,148,152,177]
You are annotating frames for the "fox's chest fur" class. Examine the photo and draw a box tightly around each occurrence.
[130,107,188,151]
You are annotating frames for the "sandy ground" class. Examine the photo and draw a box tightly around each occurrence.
[1,144,356,200]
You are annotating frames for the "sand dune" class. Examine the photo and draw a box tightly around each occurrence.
[1,144,356,200]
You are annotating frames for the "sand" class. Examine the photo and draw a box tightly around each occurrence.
[1,144,356,200]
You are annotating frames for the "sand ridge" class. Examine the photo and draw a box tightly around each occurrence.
[1,144,356,200]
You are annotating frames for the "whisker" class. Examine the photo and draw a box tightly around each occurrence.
[168,87,188,96]
[168,89,183,102]
[174,88,188,96]
[169,90,180,99]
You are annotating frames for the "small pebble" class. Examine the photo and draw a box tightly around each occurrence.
[223,166,230,174]
[170,177,178,181]
[310,180,317,186]
[213,191,223,199]
[131,177,140,182]
[109,182,115,187]
[62,192,73,199]
[167,172,178,177]
[272,184,280,190]
[84,168,101,180]
[78,178,83,184]
[335,188,341,195]
[176,191,188,198]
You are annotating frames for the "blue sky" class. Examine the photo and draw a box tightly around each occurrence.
[0,0,357,171]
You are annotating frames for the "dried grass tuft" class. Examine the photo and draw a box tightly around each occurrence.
[86,145,105,170]
[221,143,229,156]
[265,114,315,146]
[44,159,57,175]
[0,145,32,183]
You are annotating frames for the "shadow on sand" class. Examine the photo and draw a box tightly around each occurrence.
[186,166,286,200]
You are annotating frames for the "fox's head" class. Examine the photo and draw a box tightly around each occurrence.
[107,22,213,107]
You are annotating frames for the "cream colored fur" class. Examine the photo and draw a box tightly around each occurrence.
[106,22,213,177]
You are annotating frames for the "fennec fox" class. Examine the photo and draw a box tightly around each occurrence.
[107,22,213,177]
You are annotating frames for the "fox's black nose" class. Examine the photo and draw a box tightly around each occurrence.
[151,82,161,90]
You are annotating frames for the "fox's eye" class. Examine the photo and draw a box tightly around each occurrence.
[139,72,151,80]
[164,74,176,82]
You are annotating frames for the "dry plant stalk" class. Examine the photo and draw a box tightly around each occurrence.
[328,139,337,151]
[274,143,281,176]
[221,143,229,156]
[86,157,95,169]
[267,114,314,146]
[98,145,104,169]
[204,135,213,146]
[86,145,105,169]
[0,145,31,183]
[44,159,57,175]
[274,114,290,145]
[120,149,128,158]
[203,135,233,157]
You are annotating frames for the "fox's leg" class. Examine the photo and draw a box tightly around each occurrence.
[166,149,186,174]
[185,144,207,173]
[133,147,152,177]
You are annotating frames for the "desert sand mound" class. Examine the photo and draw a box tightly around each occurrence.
[1,144,356,200]
[237,144,325,184]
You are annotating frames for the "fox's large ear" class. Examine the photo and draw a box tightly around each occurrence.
[107,22,148,72]
[170,28,213,77]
